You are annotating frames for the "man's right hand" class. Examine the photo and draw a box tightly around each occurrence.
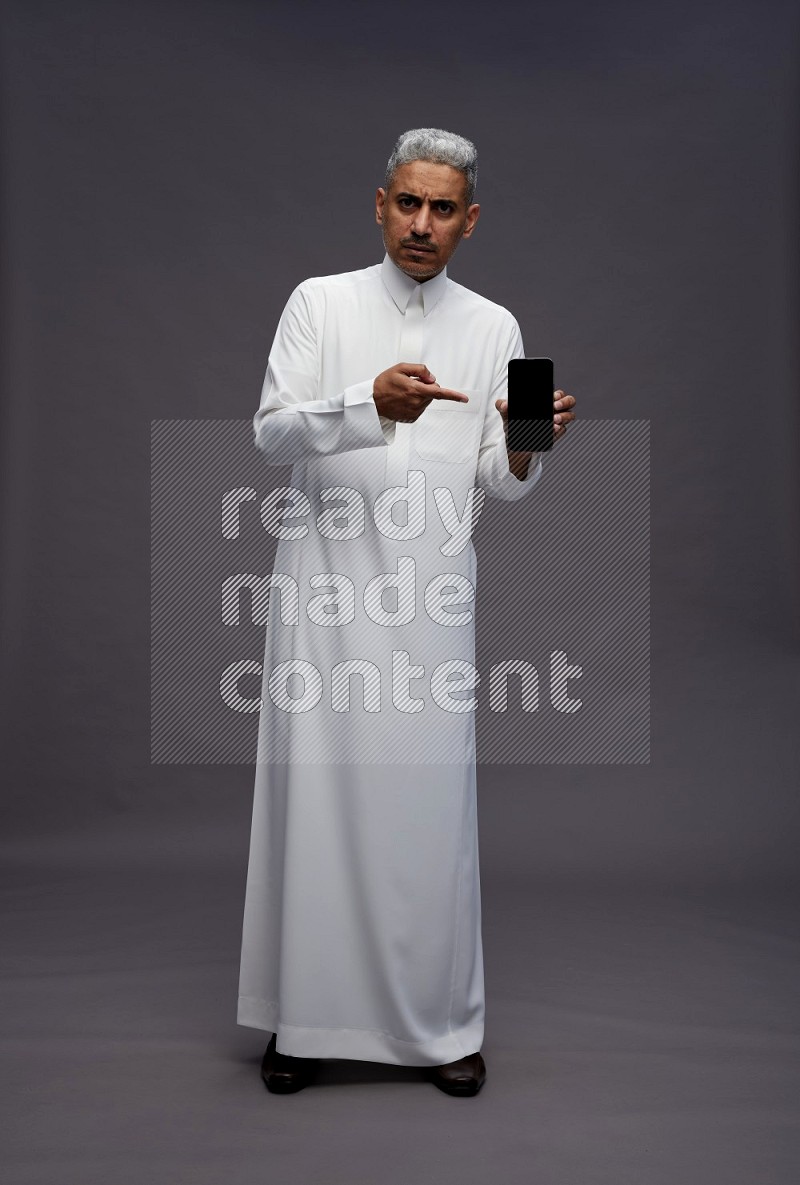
[373,363,470,423]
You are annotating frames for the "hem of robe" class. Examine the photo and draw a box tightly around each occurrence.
[236,995,484,1066]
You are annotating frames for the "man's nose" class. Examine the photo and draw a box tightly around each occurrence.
[411,202,432,236]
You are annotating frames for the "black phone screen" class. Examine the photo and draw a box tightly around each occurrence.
[507,358,554,451]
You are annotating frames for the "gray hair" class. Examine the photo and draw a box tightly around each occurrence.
[384,127,478,206]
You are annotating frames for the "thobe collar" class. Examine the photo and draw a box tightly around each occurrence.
[380,252,449,317]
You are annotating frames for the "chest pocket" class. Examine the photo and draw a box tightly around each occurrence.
[412,390,483,464]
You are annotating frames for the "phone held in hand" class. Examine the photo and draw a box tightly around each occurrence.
[507,358,554,451]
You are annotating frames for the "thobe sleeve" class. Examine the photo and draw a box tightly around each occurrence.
[253,282,393,464]
[474,314,545,501]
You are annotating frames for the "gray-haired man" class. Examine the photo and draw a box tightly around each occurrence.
[238,127,576,1096]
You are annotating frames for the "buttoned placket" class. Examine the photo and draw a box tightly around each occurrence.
[385,283,424,489]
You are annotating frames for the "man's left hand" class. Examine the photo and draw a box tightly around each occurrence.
[495,388,577,448]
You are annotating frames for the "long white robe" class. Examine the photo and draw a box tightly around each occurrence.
[237,253,544,1064]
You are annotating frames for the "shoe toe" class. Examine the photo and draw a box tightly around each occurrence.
[428,1051,486,1095]
[260,1034,319,1093]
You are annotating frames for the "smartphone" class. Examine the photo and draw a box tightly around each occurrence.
[507,358,554,451]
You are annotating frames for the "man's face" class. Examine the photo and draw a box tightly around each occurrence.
[375,159,480,281]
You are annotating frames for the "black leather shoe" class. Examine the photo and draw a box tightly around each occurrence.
[427,1050,486,1096]
[260,1033,319,1094]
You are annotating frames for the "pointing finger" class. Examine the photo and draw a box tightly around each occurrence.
[428,386,470,403]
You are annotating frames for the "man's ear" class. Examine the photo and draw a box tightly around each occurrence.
[375,187,386,224]
[462,203,481,239]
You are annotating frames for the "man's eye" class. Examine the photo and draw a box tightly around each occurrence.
[437,204,453,213]
[399,197,414,207]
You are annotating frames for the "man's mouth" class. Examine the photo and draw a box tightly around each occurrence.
[404,244,434,253]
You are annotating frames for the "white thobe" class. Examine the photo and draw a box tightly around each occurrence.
[237,253,544,1065]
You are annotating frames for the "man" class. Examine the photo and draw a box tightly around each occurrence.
[237,128,576,1096]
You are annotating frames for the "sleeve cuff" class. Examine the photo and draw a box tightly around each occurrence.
[490,450,544,500]
[342,379,395,449]
[378,414,397,446]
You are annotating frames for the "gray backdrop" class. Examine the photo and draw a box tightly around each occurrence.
[1,1,798,1182]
